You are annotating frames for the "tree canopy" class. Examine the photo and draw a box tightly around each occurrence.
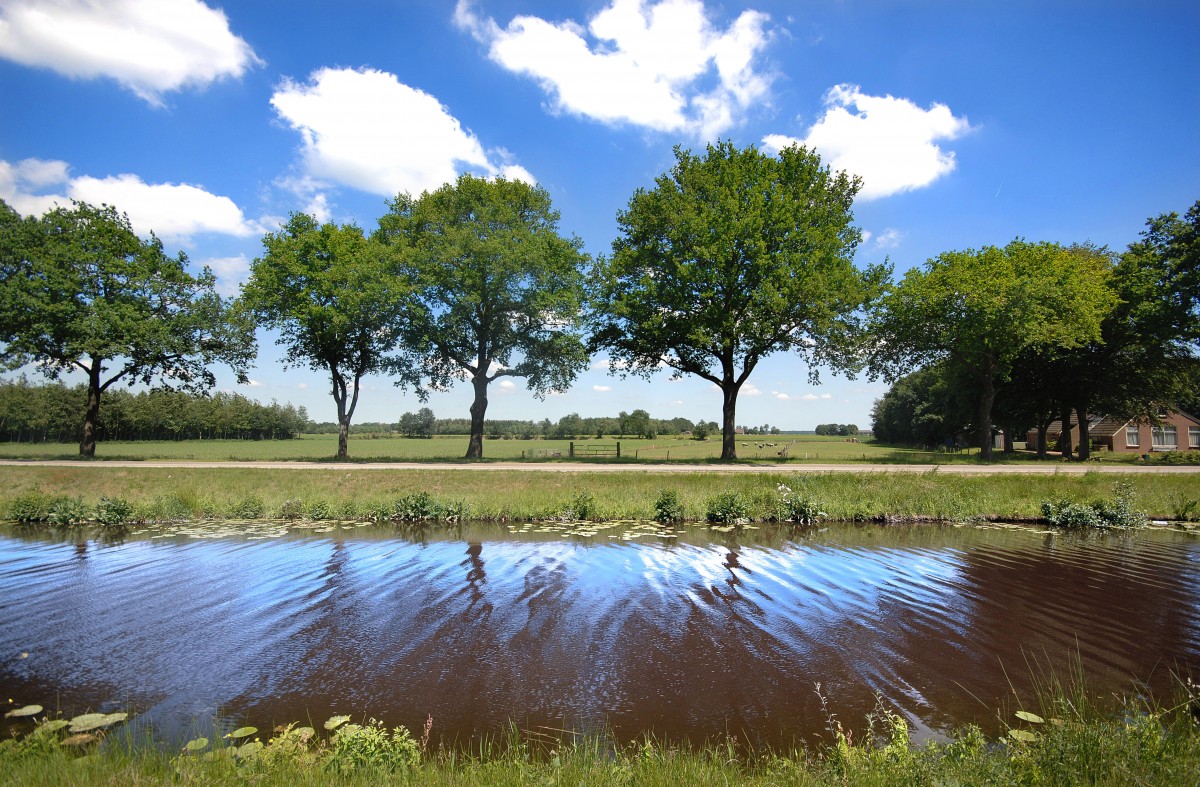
[590,141,886,460]
[240,213,410,459]
[0,200,252,457]
[868,240,1118,459]
[377,174,589,459]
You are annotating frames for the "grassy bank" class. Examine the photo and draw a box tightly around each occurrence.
[3,465,1200,524]
[4,675,1198,786]
[0,432,1156,464]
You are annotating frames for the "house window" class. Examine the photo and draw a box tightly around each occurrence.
[1190,427,1200,450]
[1152,425,1178,450]
[1126,426,1140,448]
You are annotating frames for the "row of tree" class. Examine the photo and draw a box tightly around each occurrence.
[0,378,307,443]
[2,138,1195,461]
[869,204,1200,459]
[814,423,860,436]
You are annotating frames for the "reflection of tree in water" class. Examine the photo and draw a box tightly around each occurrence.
[461,542,492,622]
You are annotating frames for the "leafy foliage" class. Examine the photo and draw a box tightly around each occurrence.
[591,141,886,459]
[241,213,411,459]
[0,200,253,457]
[378,175,589,459]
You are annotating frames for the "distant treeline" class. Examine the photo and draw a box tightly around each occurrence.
[0,379,308,443]
[312,409,715,440]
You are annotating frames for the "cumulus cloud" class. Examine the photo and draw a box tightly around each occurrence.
[863,227,903,250]
[201,255,251,296]
[271,67,533,197]
[456,0,774,138]
[593,385,613,392]
[0,0,261,105]
[763,84,973,200]
[799,392,833,401]
[0,157,262,242]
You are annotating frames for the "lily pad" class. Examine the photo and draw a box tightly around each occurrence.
[224,726,257,739]
[184,737,210,752]
[68,713,110,732]
[63,733,98,746]
[4,704,43,718]
[1015,710,1045,724]
[37,719,70,734]
[1008,729,1039,743]
[324,715,351,730]
[234,740,263,758]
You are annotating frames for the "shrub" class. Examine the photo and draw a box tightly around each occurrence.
[705,491,749,525]
[279,498,306,520]
[47,497,87,526]
[562,491,597,521]
[1042,481,1146,529]
[95,496,133,526]
[9,492,51,523]
[654,489,684,524]
[306,499,333,521]
[391,492,439,522]
[230,496,265,519]
[326,719,419,775]
[776,483,826,525]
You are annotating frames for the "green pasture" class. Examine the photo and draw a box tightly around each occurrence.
[0,432,1147,464]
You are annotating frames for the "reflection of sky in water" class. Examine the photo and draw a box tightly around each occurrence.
[1,524,1198,746]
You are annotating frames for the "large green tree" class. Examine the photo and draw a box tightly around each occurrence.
[590,141,886,460]
[0,200,252,457]
[377,174,589,459]
[869,240,1117,460]
[240,213,411,460]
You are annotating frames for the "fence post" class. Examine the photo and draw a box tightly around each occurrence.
[616,441,621,458]
[569,441,575,458]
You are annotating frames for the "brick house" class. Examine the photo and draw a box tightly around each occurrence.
[1026,410,1200,453]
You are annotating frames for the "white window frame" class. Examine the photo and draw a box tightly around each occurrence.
[1152,425,1178,450]
[1190,427,1200,450]
[1126,426,1140,448]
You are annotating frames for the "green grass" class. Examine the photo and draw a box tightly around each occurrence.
[3,673,1198,786]
[0,432,1153,464]
[3,465,1200,524]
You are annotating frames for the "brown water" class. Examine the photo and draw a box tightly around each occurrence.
[1,520,1197,748]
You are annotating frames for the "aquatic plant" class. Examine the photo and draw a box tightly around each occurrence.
[775,483,825,525]
[47,497,87,527]
[653,489,684,524]
[8,492,51,523]
[705,491,749,525]
[1042,480,1147,529]
[94,496,133,526]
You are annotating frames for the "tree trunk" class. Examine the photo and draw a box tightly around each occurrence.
[79,363,102,458]
[720,383,738,460]
[976,373,996,461]
[1036,425,1049,458]
[1002,429,1014,454]
[466,375,488,459]
[336,418,350,460]
[1076,406,1091,461]
[1057,403,1073,459]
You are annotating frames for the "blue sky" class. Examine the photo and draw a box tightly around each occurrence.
[2,0,1197,430]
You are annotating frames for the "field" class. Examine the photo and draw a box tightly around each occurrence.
[0,432,1149,464]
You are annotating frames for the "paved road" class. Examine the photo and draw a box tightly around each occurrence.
[2,459,1198,474]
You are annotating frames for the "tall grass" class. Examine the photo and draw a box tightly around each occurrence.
[3,466,1199,524]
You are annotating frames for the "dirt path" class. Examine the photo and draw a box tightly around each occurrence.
[2,459,1198,474]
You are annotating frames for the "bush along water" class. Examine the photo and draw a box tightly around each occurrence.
[1042,481,1148,529]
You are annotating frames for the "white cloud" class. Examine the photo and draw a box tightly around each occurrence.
[0,0,260,105]
[742,382,762,396]
[762,84,972,200]
[772,391,790,400]
[201,255,251,296]
[271,67,532,197]
[242,379,266,388]
[870,228,903,249]
[456,0,774,138]
[593,385,613,392]
[297,383,309,390]
[497,379,517,390]
[0,157,262,242]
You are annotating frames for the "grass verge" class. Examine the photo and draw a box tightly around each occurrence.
[3,466,1200,525]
